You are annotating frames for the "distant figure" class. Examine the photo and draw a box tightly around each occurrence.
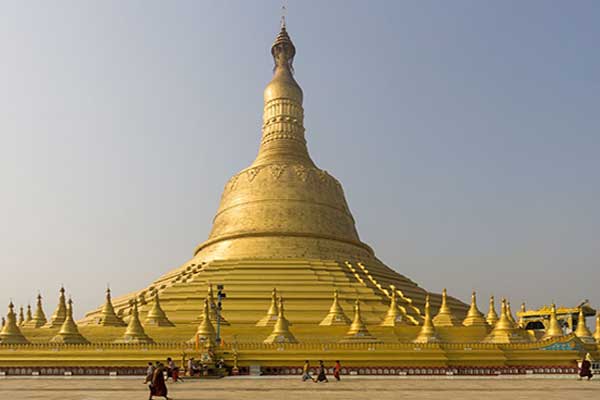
[315,360,328,383]
[166,357,182,382]
[144,362,155,384]
[333,360,341,381]
[187,357,200,376]
[148,362,171,400]
[579,354,594,380]
[301,360,313,382]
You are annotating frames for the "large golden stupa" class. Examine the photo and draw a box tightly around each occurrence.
[1,23,597,375]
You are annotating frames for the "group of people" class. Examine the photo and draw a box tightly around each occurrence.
[302,360,342,383]
[145,357,183,400]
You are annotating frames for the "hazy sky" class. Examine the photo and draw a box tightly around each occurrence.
[1,1,599,322]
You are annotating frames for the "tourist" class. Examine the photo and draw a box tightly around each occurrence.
[579,353,594,380]
[301,360,313,382]
[148,362,171,400]
[315,360,328,383]
[333,360,341,381]
[144,362,155,384]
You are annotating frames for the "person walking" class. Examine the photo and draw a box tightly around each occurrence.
[315,360,328,383]
[148,362,171,400]
[301,360,313,382]
[144,362,156,384]
[333,360,342,381]
[579,354,594,380]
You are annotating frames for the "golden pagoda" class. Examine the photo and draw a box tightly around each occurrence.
[17,306,25,327]
[0,20,597,374]
[432,289,460,327]
[264,297,297,344]
[116,301,154,344]
[0,302,29,344]
[51,298,89,344]
[414,295,439,343]
[341,300,379,343]
[574,308,594,344]
[93,288,126,327]
[541,303,564,341]
[45,286,67,328]
[23,294,47,328]
[486,295,499,326]
[462,291,488,327]
[320,290,351,326]
[80,22,467,329]
[144,293,174,327]
[506,301,518,328]
[24,305,33,325]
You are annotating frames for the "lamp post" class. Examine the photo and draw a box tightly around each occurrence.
[216,284,226,345]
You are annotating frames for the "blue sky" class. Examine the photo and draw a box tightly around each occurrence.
[1,1,598,321]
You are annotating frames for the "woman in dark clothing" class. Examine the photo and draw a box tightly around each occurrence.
[579,354,594,380]
[149,363,171,400]
[315,360,328,383]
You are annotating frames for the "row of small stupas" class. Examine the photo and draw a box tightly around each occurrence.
[2,285,599,346]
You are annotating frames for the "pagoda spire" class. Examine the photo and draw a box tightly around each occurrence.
[518,302,527,328]
[432,289,459,327]
[414,295,439,343]
[542,303,563,340]
[341,299,379,342]
[25,305,33,324]
[144,292,175,327]
[506,301,517,328]
[45,286,67,328]
[320,289,350,326]
[0,302,29,344]
[24,294,48,328]
[486,295,499,326]
[256,288,280,327]
[96,287,126,327]
[117,300,154,344]
[264,297,297,344]
[51,298,89,344]
[462,291,488,327]
[594,314,600,343]
[574,307,594,342]
[253,23,313,167]
[190,298,216,345]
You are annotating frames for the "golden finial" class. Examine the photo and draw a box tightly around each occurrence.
[280,0,287,29]
[414,295,439,343]
[44,286,68,328]
[51,297,89,344]
[25,304,33,324]
[320,289,350,326]
[542,303,563,340]
[190,297,216,345]
[264,296,297,344]
[256,288,279,326]
[462,291,487,327]
[117,300,154,344]
[96,287,126,327]
[144,292,174,327]
[506,301,517,327]
[0,301,29,344]
[486,295,499,326]
[593,314,600,343]
[574,307,593,340]
[432,288,459,327]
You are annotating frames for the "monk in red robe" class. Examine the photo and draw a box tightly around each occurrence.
[149,363,171,400]
[579,354,594,380]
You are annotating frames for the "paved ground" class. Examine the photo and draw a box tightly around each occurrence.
[0,377,598,400]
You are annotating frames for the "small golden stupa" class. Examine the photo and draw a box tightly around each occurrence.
[0,302,29,344]
[320,290,350,326]
[486,295,499,326]
[256,288,279,327]
[462,291,488,327]
[144,293,174,327]
[51,298,89,345]
[432,289,460,327]
[264,297,297,344]
[380,286,407,327]
[483,299,530,344]
[191,298,216,345]
[574,308,594,343]
[94,288,126,327]
[594,314,600,343]
[541,303,563,341]
[414,295,439,344]
[45,286,67,328]
[341,300,379,343]
[117,301,154,344]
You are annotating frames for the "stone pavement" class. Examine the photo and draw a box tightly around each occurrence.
[0,377,598,400]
